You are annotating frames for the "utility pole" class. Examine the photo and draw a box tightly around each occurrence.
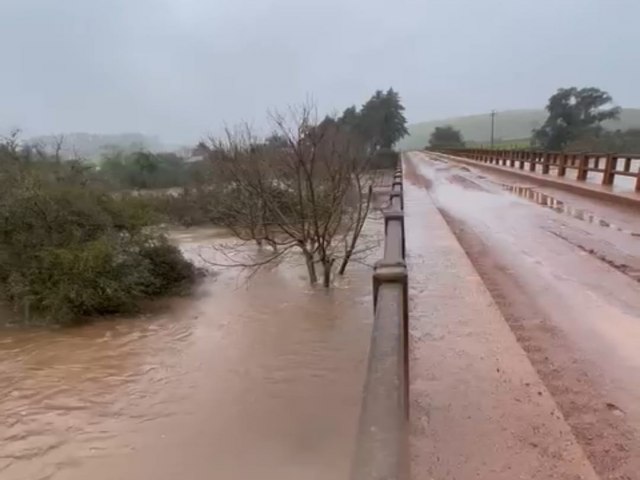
[490,110,496,148]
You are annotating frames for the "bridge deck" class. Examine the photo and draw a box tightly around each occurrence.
[403,153,597,480]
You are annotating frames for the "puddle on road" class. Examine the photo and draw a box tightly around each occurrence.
[503,184,640,237]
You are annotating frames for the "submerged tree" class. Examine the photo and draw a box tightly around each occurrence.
[532,87,621,151]
[202,104,376,287]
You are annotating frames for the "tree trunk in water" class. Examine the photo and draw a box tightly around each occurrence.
[338,251,352,276]
[305,253,318,285]
[339,186,373,275]
[322,259,334,288]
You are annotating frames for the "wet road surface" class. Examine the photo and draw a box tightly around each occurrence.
[406,151,640,479]
[0,226,381,480]
[403,156,598,480]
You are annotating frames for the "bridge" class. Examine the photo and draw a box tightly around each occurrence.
[352,150,640,479]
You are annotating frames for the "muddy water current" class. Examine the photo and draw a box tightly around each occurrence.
[0,226,380,480]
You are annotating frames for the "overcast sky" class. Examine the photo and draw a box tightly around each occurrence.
[1,0,639,144]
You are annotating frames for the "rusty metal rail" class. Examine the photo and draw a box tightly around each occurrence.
[350,165,409,480]
[441,148,640,192]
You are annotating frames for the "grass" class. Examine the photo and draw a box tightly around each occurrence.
[399,108,640,151]
[467,138,532,149]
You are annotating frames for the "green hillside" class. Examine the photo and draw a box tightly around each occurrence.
[399,108,640,150]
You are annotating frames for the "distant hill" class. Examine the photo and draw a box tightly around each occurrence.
[399,108,640,150]
[27,133,165,160]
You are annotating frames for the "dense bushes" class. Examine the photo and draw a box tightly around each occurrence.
[147,188,220,227]
[0,147,195,325]
[99,151,188,190]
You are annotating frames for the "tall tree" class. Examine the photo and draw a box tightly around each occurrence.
[338,106,361,135]
[379,88,409,149]
[340,89,408,150]
[533,87,621,151]
[429,125,465,149]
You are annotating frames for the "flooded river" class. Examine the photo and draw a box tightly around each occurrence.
[0,227,380,480]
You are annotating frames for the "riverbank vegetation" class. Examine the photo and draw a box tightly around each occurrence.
[0,134,195,325]
[0,88,408,323]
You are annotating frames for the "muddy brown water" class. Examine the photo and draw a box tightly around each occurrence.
[0,227,380,480]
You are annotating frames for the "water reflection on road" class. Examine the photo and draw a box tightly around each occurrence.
[502,184,640,237]
[0,226,380,480]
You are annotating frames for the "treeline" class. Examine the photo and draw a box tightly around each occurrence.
[247,88,408,169]
[86,89,409,191]
[99,150,203,190]
[566,128,640,153]
[428,87,639,153]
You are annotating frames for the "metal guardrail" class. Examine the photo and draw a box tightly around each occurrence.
[440,148,640,192]
[350,164,409,480]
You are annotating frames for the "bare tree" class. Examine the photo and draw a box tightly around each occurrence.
[52,134,65,162]
[203,104,376,287]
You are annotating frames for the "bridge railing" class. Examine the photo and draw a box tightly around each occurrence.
[351,164,409,480]
[438,148,640,192]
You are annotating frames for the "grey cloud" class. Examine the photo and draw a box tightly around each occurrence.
[1,0,639,145]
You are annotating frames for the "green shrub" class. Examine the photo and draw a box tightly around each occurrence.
[7,237,142,320]
[0,149,196,325]
[149,188,217,227]
[138,237,196,296]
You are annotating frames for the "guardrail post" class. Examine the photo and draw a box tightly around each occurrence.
[528,152,536,172]
[558,153,567,177]
[383,209,405,259]
[390,190,403,211]
[542,152,551,174]
[602,154,616,186]
[577,154,589,181]
[373,260,409,400]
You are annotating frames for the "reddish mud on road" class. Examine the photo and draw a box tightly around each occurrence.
[407,151,640,480]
